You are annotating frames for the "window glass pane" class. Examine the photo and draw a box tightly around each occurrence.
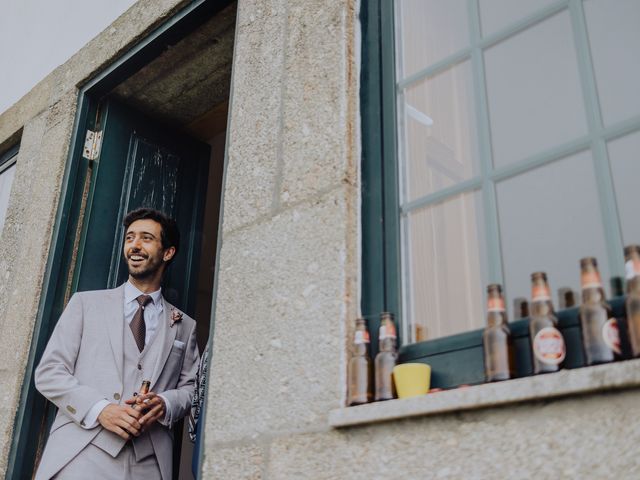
[401,61,480,202]
[395,0,469,80]
[584,0,640,127]
[496,151,611,320]
[479,0,558,38]
[484,11,588,168]
[608,130,640,247]
[0,162,17,234]
[403,190,487,343]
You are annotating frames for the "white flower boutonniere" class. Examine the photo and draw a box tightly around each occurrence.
[170,308,183,328]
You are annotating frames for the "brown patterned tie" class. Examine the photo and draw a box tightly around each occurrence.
[130,295,152,352]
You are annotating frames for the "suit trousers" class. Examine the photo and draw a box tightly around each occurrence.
[53,443,161,480]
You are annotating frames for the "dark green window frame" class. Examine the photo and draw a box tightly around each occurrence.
[0,144,19,228]
[359,0,631,389]
[0,144,19,171]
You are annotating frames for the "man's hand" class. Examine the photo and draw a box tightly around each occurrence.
[125,392,166,431]
[97,403,143,440]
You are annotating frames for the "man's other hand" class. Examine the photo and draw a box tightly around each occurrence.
[125,392,166,431]
[97,403,143,440]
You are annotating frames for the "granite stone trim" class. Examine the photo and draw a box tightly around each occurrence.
[329,358,640,428]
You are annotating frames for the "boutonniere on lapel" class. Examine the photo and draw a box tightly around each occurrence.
[170,308,183,328]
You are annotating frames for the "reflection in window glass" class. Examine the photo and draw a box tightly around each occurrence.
[392,0,640,345]
[403,191,487,342]
[496,151,611,319]
[401,61,480,202]
[608,131,640,247]
[484,11,587,168]
[479,0,557,38]
[0,162,17,234]
[583,0,640,127]
[395,0,469,80]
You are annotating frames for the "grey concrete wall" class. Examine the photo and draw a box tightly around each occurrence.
[0,0,190,474]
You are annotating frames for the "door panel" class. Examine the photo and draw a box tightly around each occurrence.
[75,99,210,316]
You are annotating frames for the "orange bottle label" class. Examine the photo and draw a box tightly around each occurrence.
[581,270,602,289]
[379,322,397,340]
[354,330,370,345]
[533,327,565,365]
[487,297,505,312]
[602,318,621,355]
[531,284,551,302]
[625,259,640,280]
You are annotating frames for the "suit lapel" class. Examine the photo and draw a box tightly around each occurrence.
[150,297,178,389]
[105,285,125,380]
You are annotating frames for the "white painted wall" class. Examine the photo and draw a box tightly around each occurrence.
[0,0,137,114]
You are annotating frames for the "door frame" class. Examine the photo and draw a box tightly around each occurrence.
[6,0,234,477]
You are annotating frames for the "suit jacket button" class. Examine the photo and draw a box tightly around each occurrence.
[137,364,142,370]
[66,405,76,415]
[114,393,121,400]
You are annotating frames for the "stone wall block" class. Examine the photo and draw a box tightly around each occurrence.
[201,443,264,479]
[0,96,75,364]
[0,80,52,147]
[0,112,47,475]
[279,1,353,205]
[205,189,348,444]
[0,95,76,474]
[236,0,282,29]
[221,0,287,233]
[268,390,640,479]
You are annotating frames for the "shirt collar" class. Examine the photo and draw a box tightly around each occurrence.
[124,280,163,307]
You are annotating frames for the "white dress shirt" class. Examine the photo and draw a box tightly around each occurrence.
[81,281,172,429]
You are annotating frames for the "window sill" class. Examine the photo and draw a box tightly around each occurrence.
[329,358,640,428]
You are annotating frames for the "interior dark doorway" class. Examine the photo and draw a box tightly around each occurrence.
[7,1,236,479]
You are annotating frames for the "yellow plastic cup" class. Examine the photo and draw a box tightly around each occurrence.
[392,363,431,399]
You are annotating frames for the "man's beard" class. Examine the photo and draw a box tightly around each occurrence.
[127,254,164,279]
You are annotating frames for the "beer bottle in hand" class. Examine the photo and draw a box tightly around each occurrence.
[529,272,565,374]
[482,284,515,382]
[133,380,151,411]
[579,257,621,365]
[374,312,398,401]
[348,318,373,406]
[624,245,640,357]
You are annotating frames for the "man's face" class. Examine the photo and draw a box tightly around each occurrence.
[123,219,174,280]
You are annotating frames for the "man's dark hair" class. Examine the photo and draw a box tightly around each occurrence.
[123,208,180,257]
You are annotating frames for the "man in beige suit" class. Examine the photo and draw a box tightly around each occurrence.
[35,208,199,479]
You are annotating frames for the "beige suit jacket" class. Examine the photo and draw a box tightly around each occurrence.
[34,285,199,480]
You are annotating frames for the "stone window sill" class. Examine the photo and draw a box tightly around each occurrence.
[329,358,640,428]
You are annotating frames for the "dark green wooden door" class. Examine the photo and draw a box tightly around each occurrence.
[13,99,211,479]
[74,99,210,316]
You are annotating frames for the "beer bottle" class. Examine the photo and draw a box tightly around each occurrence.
[482,284,515,382]
[557,287,577,309]
[579,257,621,365]
[133,380,151,411]
[348,318,373,405]
[374,312,398,401]
[513,297,529,320]
[529,272,565,374]
[624,245,640,357]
